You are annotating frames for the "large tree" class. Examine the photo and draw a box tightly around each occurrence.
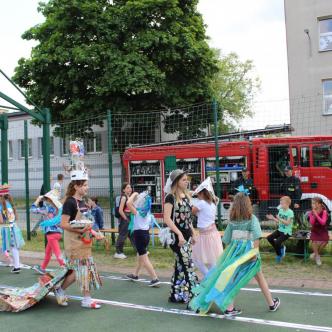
[13,0,218,147]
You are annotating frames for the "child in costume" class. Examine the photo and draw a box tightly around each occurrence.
[308,197,329,266]
[30,189,65,274]
[0,185,25,274]
[191,177,223,277]
[164,170,198,303]
[125,191,160,287]
[266,196,294,263]
[189,191,280,316]
[56,141,104,309]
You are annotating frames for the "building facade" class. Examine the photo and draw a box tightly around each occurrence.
[0,112,122,198]
[285,0,332,135]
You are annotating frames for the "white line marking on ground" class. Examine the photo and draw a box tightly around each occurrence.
[63,294,332,332]
[2,262,332,298]
[1,283,331,331]
[101,274,332,297]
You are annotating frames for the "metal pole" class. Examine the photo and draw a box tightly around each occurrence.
[0,115,8,184]
[213,100,222,229]
[42,108,51,192]
[24,120,31,240]
[107,110,115,245]
[42,108,51,248]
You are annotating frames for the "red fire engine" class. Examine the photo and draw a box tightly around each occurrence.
[122,136,332,219]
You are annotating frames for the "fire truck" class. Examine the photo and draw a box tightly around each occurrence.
[122,135,332,219]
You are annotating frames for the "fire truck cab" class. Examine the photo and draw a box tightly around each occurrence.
[253,136,332,215]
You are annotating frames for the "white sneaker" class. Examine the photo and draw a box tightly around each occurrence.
[309,253,315,260]
[81,300,101,309]
[114,253,127,259]
[54,288,68,307]
[315,256,322,266]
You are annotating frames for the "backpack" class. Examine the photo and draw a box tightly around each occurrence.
[114,195,127,219]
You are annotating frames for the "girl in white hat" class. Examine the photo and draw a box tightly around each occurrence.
[191,178,223,277]
[30,190,65,274]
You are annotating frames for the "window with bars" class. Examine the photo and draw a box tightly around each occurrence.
[19,139,32,158]
[84,133,102,153]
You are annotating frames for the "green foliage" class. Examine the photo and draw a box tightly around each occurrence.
[13,0,217,147]
[13,0,260,146]
[210,50,261,133]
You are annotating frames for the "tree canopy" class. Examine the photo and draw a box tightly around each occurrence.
[13,0,259,147]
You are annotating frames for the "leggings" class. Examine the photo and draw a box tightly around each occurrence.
[41,233,65,270]
[267,230,290,256]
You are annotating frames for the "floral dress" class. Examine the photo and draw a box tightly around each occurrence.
[165,194,198,303]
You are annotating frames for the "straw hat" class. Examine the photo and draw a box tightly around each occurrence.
[44,189,62,209]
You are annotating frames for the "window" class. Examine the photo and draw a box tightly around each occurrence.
[300,146,310,167]
[19,139,32,158]
[319,18,332,52]
[61,137,70,156]
[313,145,332,168]
[84,133,102,153]
[292,147,298,167]
[39,137,54,156]
[323,80,332,114]
[0,141,14,159]
[8,141,13,159]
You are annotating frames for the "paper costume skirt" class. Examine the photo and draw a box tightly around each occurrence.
[1,224,25,252]
[189,240,261,314]
[66,256,102,293]
[0,268,68,312]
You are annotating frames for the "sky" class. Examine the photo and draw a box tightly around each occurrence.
[0,0,290,129]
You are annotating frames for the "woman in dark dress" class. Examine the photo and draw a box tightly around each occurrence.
[164,170,198,303]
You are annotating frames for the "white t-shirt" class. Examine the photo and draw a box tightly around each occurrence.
[133,213,151,231]
[194,200,216,228]
[53,182,62,198]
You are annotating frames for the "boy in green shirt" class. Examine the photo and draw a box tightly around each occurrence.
[266,196,294,263]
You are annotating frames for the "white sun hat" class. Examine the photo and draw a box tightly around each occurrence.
[44,189,63,209]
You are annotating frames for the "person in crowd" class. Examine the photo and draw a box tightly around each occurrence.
[53,173,65,199]
[229,168,258,203]
[0,184,25,274]
[89,197,104,230]
[125,191,160,287]
[280,166,302,223]
[308,197,329,266]
[31,190,65,274]
[56,178,103,309]
[189,192,280,316]
[191,178,223,277]
[164,170,198,303]
[114,182,134,259]
[266,196,294,263]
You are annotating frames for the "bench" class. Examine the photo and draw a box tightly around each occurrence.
[97,228,332,261]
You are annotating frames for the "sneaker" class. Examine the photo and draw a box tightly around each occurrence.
[309,253,315,260]
[126,274,139,281]
[224,307,242,316]
[269,297,281,312]
[81,300,101,309]
[148,279,161,287]
[280,245,286,258]
[33,265,46,275]
[54,288,68,307]
[315,255,322,266]
[114,253,127,259]
[11,267,21,274]
[275,255,282,263]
